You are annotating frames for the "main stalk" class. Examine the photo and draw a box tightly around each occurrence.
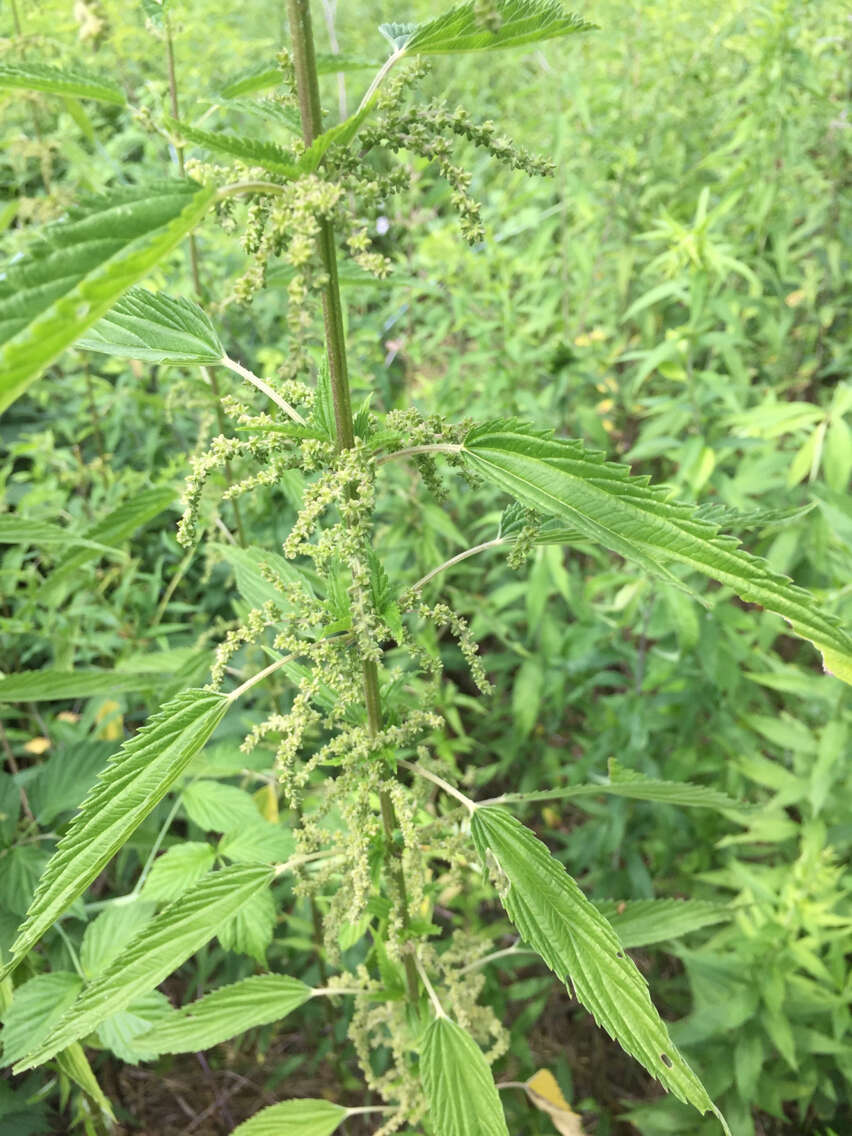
[286,0,419,1003]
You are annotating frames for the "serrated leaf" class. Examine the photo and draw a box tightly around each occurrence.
[596,899,731,949]
[0,62,125,104]
[0,670,161,703]
[169,118,299,178]
[462,421,852,682]
[470,806,727,1128]
[0,972,82,1066]
[218,886,276,965]
[181,781,262,833]
[80,902,157,978]
[13,864,272,1070]
[141,843,215,902]
[420,1016,509,1136]
[493,760,748,815]
[0,689,229,980]
[95,990,173,1063]
[402,1,595,55]
[77,287,223,365]
[133,974,311,1055]
[218,822,294,864]
[298,97,376,174]
[0,180,215,412]
[231,1099,348,1136]
[379,22,419,50]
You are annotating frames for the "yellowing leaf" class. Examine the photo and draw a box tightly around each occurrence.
[525,1069,586,1135]
[94,700,123,741]
[253,783,279,823]
[24,737,51,755]
[56,711,80,724]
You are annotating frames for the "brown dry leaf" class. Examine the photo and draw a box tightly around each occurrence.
[525,1069,586,1136]
[24,736,50,755]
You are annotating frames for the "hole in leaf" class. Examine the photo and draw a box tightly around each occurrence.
[616,951,624,958]
[660,1053,673,1068]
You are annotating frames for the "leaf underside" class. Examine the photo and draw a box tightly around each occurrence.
[230,1098,348,1136]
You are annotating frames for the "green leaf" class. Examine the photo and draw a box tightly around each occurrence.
[0,62,125,104]
[54,1042,116,1119]
[140,843,216,902]
[133,974,312,1055]
[13,864,272,1071]
[40,486,175,597]
[95,990,174,1063]
[298,97,377,174]
[218,886,276,964]
[181,780,262,833]
[401,1,595,55]
[77,287,224,365]
[218,822,295,864]
[80,902,157,978]
[421,1016,509,1135]
[493,759,748,815]
[0,972,82,1066]
[0,516,116,553]
[230,1099,348,1136]
[169,118,299,178]
[470,806,727,1128]
[462,421,852,682]
[596,899,731,949]
[0,180,215,412]
[0,670,162,702]
[220,55,380,98]
[0,689,229,980]
[210,542,310,611]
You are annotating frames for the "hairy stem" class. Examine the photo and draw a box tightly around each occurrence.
[287,0,419,1004]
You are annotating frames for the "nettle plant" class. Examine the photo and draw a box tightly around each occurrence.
[1,2,851,1134]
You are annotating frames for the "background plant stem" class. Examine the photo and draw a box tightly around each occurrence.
[286,0,419,1003]
[164,13,246,547]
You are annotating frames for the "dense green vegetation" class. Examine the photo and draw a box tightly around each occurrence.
[1,1,849,1134]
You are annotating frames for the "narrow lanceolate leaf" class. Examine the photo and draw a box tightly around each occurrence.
[41,486,175,597]
[0,516,115,553]
[0,180,215,412]
[14,864,272,1070]
[0,690,229,980]
[596,899,731,949]
[420,1016,509,1136]
[0,62,125,104]
[398,1,595,55]
[471,806,728,1131]
[77,287,223,365]
[169,119,299,178]
[133,974,312,1054]
[462,421,852,683]
[0,668,165,702]
[230,1099,347,1136]
[492,759,748,816]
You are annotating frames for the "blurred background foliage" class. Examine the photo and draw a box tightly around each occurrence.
[0,0,850,1133]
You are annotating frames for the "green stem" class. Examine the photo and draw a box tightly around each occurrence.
[287,0,419,1005]
[163,13,246,547]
